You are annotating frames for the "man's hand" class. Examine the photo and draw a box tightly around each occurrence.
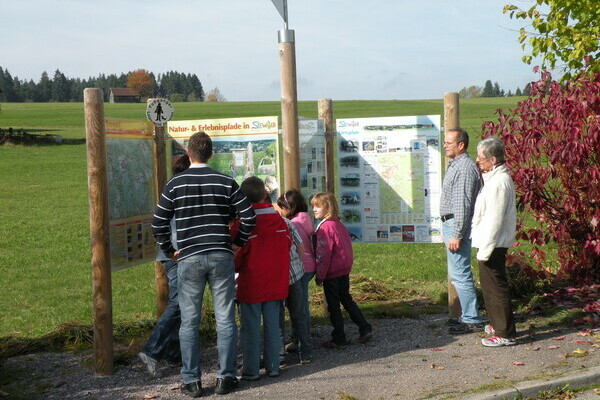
[231,244,241,253]
[170,251,180,262]
[316,279,323,287]
[447,237,461,252]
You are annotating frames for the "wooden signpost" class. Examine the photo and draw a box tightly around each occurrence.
[84,88,113,375]
[443,92,462,320]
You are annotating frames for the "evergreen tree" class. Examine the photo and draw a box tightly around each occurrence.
[51,69,69,101]
[515,87,523,96]
[523,83,532,96]
[37,71,52,102]
[12,76,23,101]
[481,80,495,97]
[493,82,501,97]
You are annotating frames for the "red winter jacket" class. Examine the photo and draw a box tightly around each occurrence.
[231,203,291,304]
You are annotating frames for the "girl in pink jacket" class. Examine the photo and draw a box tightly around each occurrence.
[311,192,373,348]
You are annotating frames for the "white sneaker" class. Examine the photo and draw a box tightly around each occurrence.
[484,324,495,335]
[138,352,158,376]
[481,336,516,347]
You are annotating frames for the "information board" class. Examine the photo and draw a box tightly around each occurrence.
[336,115,443,243]
[167,116,280,200]
[106,119,158,271]
[298,117,326,201]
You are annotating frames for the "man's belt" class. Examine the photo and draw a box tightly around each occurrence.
[441,214,454,222]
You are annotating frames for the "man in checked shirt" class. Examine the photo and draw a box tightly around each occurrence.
[440,128,484,334]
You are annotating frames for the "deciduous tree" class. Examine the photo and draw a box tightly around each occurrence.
[482,72,600,283]
[504,0,600,80]
[126,69,155,98]
[458,85,482,98]
[206,87,226,102]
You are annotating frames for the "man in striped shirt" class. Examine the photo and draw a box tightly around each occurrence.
[440,128,483,335]
[152,132,256,397]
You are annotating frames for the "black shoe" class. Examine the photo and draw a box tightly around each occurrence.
[446,317,461,326]
[357,331,373,344]
[214,376,239,395]
[448,322,485,334]
[181,381,202,398]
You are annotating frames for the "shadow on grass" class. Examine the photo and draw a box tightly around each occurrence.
[0,127,85,146]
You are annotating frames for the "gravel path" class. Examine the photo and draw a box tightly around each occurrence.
[2,314,599,400]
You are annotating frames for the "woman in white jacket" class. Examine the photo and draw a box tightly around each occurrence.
[472,137,517,347]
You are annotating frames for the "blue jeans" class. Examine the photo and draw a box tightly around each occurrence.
[177,251,237,384]
[240,300,280,377]
[279,279,313,361]
[142,260,181,362]
[442,220,481,324]
[300,272,315,336]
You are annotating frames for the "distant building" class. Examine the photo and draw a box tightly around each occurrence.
[109,88,141,103]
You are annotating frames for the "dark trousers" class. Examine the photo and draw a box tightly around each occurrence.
[478,248,516,339]
[323,274,372,345]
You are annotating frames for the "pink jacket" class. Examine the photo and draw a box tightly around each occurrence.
[314,219,353,281]
[290,212,316,273]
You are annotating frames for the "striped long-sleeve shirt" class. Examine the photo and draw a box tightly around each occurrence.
[439,153,482,239]
[152,164,256,260]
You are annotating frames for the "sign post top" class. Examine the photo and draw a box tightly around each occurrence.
[146,98,174,127]
[271,0,288,28]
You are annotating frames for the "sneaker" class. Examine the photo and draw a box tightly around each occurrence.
[446,317,461,326]
[240,374,260,381]
[481,335,516,347]
[214,376,238,395]
[285,341,298,353]
[181,381,202,398]
[357,331,373,344]
[322,340,347,349]
[484,325,495,335]
[448,322,485,334]
[300,357,312,365]
[267,370,280,378]
[138,352,158,376]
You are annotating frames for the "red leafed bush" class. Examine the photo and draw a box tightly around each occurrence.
[482,72,600,284]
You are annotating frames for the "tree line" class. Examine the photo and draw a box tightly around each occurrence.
[458,80,532,99]
[0,67,206,103]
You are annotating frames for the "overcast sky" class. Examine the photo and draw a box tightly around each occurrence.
[1,0,540,101]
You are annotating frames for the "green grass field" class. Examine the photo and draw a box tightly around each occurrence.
[0,97,524,339]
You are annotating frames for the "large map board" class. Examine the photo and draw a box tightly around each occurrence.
[106,119,158,271]
[336,115,443,243]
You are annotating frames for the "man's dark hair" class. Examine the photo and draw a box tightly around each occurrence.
[449,128,469,149]
[241,176,267,204]
[187,132,212,162]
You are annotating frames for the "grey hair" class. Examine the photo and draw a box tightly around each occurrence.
[477,137,505,163]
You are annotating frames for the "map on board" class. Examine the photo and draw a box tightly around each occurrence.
[336,115,442,243]
[105,119,158,271]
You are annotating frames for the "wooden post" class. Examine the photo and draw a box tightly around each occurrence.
[152,121,168,317]
[278,29,300,191]
[443,92,461,320]
[318,98,335,193]
[84,88,113,375]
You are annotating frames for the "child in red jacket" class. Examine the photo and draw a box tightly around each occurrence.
[230,177,291,379]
